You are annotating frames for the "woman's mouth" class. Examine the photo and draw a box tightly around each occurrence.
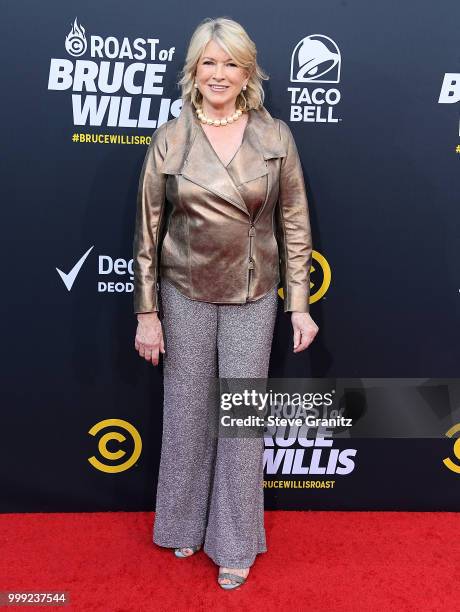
[209,85,228,92]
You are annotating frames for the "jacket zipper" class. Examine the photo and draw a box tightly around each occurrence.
[247,159,270,301]
[247,218,255,300]
[251,160,270,226]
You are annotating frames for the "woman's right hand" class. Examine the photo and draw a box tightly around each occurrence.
[134,312,165,366]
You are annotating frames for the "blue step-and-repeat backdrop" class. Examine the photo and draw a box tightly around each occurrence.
[1,1,460,511]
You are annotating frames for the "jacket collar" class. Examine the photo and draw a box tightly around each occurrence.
[162,98,286,216]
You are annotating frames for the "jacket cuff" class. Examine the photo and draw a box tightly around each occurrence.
[133,282,159,313]
[283,284,310,313]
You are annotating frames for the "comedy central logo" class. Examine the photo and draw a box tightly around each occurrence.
[443,423,460,474]
[88,418,142,473]
[65,18,87,57]
[288,34,342,123]
[278,249,331,305]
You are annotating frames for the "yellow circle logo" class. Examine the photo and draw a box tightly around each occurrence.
[278,249,331,305]
[443,423,460,474]
[88,419,142,473]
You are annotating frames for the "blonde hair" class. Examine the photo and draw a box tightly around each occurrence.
[177,17,269,111]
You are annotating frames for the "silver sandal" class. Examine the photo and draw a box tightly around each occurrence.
[173,544,201,558]
[218,571,247,590]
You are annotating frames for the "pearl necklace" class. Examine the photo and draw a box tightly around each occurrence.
[196,105,245,127]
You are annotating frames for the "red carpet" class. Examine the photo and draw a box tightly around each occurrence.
[0,511,456,611]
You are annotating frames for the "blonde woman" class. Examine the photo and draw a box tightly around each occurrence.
[133,17,318,589]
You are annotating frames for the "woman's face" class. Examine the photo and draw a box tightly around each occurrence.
[195,39,249,112]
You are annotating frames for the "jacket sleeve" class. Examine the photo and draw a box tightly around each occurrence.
[132,123,168,314]
[275,119,313,313]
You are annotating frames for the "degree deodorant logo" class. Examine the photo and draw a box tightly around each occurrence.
[443,423,460,474]
[88,419,142,473]
[56,246,135,295]
[278,249,331,305]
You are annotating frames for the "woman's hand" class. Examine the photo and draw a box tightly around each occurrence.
[291,312,319,353]
[134,312,165,366]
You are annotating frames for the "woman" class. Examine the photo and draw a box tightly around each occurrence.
[133,17,318,589]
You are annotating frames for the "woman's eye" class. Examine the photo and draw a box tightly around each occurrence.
[203,61,237,67]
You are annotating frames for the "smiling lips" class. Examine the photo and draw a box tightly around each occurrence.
[209,85,228,91]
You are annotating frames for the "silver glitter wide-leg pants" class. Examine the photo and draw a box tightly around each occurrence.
[152,277,278,568]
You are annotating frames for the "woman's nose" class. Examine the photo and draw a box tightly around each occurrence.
[214,64,224,78]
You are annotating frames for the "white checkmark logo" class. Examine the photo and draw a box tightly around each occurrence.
[56,246,94,291]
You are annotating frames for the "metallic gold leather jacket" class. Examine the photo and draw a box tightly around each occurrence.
[133,98,312,314]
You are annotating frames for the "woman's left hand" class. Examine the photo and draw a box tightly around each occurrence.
[291,312,319,352]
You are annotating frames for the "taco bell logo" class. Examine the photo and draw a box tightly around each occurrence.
[65,18,87,57]
[291,35,341,83]
[288,34,342,124]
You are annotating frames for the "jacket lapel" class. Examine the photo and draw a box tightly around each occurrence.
[162,98,286,217]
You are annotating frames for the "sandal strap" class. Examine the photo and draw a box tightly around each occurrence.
[218,572,246,584]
